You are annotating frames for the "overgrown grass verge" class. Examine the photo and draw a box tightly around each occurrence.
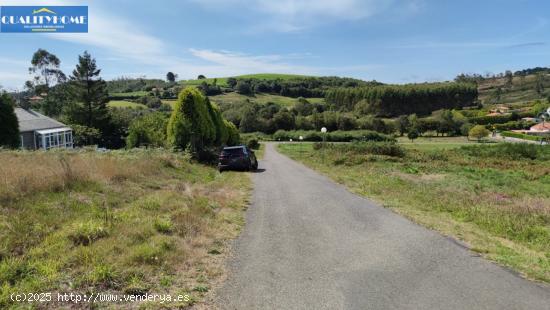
[0,149,251,308]
[277,142,550,282]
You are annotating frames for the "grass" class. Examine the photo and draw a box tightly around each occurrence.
[277,140,550,282]
[107,100,147,109]
[0,149,251,308]
[210,92,324,108]
[397,136,477,151]
[110,91,150,99]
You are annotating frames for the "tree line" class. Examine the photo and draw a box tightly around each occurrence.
[325,83,478,116]
[224,76,380,98]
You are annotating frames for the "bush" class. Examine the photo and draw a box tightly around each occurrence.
[501,131,543,142]
[126,112,168,148]
[468,125,490,141]
[273,130,395,142]
[246,138,260,149]
[492,121,535,131]
[459,143,548,160]
[224,120,240,146]
[317,142,405,157]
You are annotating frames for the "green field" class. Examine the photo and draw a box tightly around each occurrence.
[397,136,477,151]
[210,92,324,108]
[0,149,251,308]
[108,100,147,109]
[110,91,149,98]
[278,141,550,282]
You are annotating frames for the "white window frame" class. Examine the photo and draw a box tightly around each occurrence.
[36,127,73,150]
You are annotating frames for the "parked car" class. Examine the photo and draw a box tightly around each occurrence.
[218,145,258,172]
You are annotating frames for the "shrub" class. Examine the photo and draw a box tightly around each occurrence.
[459,143,547,160]
[501,131,543,142]
[126,112,168,148]
[273,130,394,142]
[246,138,260,149]
[491,121,535,131]
[224,120,240,146]
[468,125,490,141]
[68,221,109,246]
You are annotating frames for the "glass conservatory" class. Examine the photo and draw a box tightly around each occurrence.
[36,127,74,150]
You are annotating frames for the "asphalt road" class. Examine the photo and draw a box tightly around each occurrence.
[215,143,550,310]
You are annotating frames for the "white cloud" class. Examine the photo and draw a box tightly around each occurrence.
[1,0,165,65]
[189,0,419,32]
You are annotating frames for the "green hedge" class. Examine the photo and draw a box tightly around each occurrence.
[273,130,395,142]
[459,143,548,160]
[501,131,543,142]
[490,121,535,131]
[470,111,534,125]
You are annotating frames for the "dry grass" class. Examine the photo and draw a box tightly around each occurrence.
[0,150,177,202]
[0,149,251,309]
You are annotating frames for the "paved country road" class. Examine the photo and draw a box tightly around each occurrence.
[215,143,550,310]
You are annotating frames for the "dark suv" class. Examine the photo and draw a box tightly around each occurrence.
[218,145,258,172]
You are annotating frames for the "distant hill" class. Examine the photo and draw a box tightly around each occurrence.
[180,73,315,87]
[458,68,550,105]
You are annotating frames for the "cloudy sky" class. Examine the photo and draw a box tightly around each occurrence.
[0,0,549,89]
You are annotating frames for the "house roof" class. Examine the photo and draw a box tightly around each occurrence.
[530,122,550,132]
[15,108,67,133]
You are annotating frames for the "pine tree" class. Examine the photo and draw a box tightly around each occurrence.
[66,51,110,145]
[0,93,20,148]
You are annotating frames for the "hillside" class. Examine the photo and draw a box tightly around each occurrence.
[180,73,315,87]
[477,72,550,105]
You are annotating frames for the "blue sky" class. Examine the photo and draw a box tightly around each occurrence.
[1,0,549,89]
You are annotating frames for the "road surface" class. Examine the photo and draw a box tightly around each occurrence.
[215,143,550,309]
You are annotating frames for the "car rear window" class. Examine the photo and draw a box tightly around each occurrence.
[222,148,244,156]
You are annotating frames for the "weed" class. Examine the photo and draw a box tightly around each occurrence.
[68,221,109,246]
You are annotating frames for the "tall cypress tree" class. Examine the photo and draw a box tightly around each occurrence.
[66,51,110,145]
[167,87,215,151]
[0,93,20,148]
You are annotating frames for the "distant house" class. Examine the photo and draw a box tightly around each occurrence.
[512,122,550,135]
[529,122,550,133]
[15,108,73,150]
[489,105,510,115]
